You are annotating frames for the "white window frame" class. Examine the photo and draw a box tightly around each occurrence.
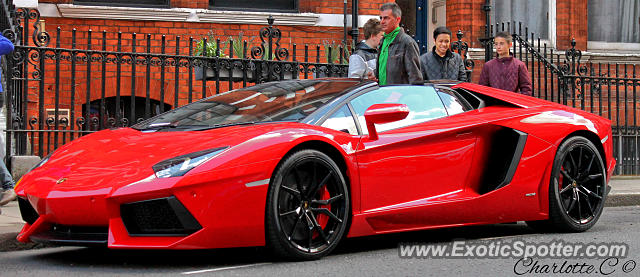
[491,0,556,48]
[586,0,640,52]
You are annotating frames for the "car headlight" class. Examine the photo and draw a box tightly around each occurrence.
[30,153,52,171]
[152,147,228,178]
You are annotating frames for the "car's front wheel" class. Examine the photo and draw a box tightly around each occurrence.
[527,136,607,232]
[265,150,350,260]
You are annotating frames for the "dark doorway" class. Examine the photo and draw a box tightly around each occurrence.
[396,0,428,54]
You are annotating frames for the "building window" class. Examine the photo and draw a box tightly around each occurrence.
[588,0,640,43]
[74,0,169,8]
[209,0,298,12]
[492,0,549,39]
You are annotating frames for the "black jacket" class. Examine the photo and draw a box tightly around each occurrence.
[375,28,423,85]
[419,47,467,82]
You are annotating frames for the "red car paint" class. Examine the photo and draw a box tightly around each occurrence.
[16,81,615,250]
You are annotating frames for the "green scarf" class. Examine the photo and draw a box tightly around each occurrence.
[378,27,401,85]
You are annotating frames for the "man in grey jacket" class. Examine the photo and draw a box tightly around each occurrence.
[375,2,423,85]
[420,26,467,82]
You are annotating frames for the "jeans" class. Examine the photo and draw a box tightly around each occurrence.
[0,160,13,190]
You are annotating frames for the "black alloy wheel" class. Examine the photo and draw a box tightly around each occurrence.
[527,136,607,232]
[266,150,350,260]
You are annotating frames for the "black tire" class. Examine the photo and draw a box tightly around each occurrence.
[527,136,607,232]
[265,150,350,260]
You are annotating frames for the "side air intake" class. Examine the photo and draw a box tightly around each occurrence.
[480,128,528,194]
[120,196,202,236]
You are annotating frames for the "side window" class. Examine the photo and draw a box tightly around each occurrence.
[350,86,447,134]
[320,105,358,135]
[436,88,469,116]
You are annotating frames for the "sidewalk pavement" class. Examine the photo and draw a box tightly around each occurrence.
[0,177,638,252]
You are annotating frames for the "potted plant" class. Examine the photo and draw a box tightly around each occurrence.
[194,31,297,82]
[194,31,230,81]
[227,32,261,82]
[196,31,269,82]
[315,40,350,78]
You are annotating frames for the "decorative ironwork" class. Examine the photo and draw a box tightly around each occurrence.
[451,30,475,80]
[251,16,289,61]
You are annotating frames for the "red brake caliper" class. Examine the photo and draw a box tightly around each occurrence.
[315,186,331,235]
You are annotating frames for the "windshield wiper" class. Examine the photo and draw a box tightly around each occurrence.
[136,122,210,131]
[185,121,260,131]
[132,122,175,131]
[135,121,261,132]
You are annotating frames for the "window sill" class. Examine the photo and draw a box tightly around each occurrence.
[197,9,317,26]
[587,41,640,52]
[44,4,319,26]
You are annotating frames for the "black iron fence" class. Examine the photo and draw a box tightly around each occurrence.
[482,22,640,175]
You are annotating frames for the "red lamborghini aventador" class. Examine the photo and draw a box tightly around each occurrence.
[15,79,615,260]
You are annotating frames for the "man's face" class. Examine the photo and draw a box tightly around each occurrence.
[380,9,400,34]
[494,37,512,57]
[434,33,451,56]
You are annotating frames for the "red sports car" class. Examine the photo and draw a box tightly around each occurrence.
[16,79,615,260]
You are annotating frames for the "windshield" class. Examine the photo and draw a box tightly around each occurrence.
[132,79,361,130]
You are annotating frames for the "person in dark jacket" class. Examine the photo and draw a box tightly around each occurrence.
[375,2,423,85]
[348,18,383,79]
[419,26,467,82]
[478,31,532,96]
[0,33,16,210]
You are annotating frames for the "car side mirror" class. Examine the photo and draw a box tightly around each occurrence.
[364,103,409,141]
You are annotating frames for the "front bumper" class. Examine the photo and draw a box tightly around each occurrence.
[18,196,202,246]
[16,177,270,249]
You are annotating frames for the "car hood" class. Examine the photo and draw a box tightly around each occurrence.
[20,124,282,197]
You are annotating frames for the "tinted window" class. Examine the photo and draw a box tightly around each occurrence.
[321,105,358,135]
[350,86,447,134]
[437,89,468,116]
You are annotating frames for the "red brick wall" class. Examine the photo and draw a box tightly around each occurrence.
[357,0,388,15]
[172,0,207,9]
[556,0,588,50]
[446,0,486,49]
[300,0,387,15]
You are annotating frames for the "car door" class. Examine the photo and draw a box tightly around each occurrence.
[353,85,479,213]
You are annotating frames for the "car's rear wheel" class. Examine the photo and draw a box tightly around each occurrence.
[526,136,607,232]
[265,150,350,260]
